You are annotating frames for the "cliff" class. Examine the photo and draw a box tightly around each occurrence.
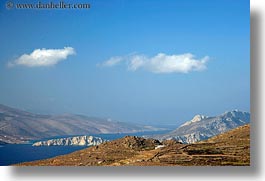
[32,136,106,146]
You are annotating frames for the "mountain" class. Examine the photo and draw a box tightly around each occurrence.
[17,124,250,166]
[32,135,106,146]
[0,104,161,144]
[149,110,250,143]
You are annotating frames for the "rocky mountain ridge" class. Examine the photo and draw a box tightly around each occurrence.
[179,114,208,127]
[150,110,250,143]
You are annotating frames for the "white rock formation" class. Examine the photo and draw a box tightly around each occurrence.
[32,135,106,146]
[180,114,208,127]
[151,110,250,144]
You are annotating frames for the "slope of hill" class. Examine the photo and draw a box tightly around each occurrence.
[0,104,160,144]
[150,110,250,143]
[17,124,250,166]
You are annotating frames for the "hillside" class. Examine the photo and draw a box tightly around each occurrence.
[17,124,250,166]
[150,110,250,143]
[0,104,160,144]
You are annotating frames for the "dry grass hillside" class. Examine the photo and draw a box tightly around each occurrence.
[17,124,250,166]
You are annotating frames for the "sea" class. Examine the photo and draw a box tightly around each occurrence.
[0,130,169,166]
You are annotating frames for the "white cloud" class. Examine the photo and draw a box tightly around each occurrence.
[100,53,209,74]
[99,56,123,67]
[8,47,75,67]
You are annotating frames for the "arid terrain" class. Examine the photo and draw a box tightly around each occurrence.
[16,124,250,166]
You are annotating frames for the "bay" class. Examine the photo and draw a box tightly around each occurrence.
[0,130,170,166]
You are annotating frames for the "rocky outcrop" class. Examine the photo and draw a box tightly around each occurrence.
[150,110,250,144]
[32,136,106,146]
[118,136,162,151]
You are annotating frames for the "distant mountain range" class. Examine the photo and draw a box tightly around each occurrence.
[149,110,250,143]
[0,104,161,144]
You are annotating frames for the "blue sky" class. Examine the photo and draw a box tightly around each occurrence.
[0,0,250,125]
